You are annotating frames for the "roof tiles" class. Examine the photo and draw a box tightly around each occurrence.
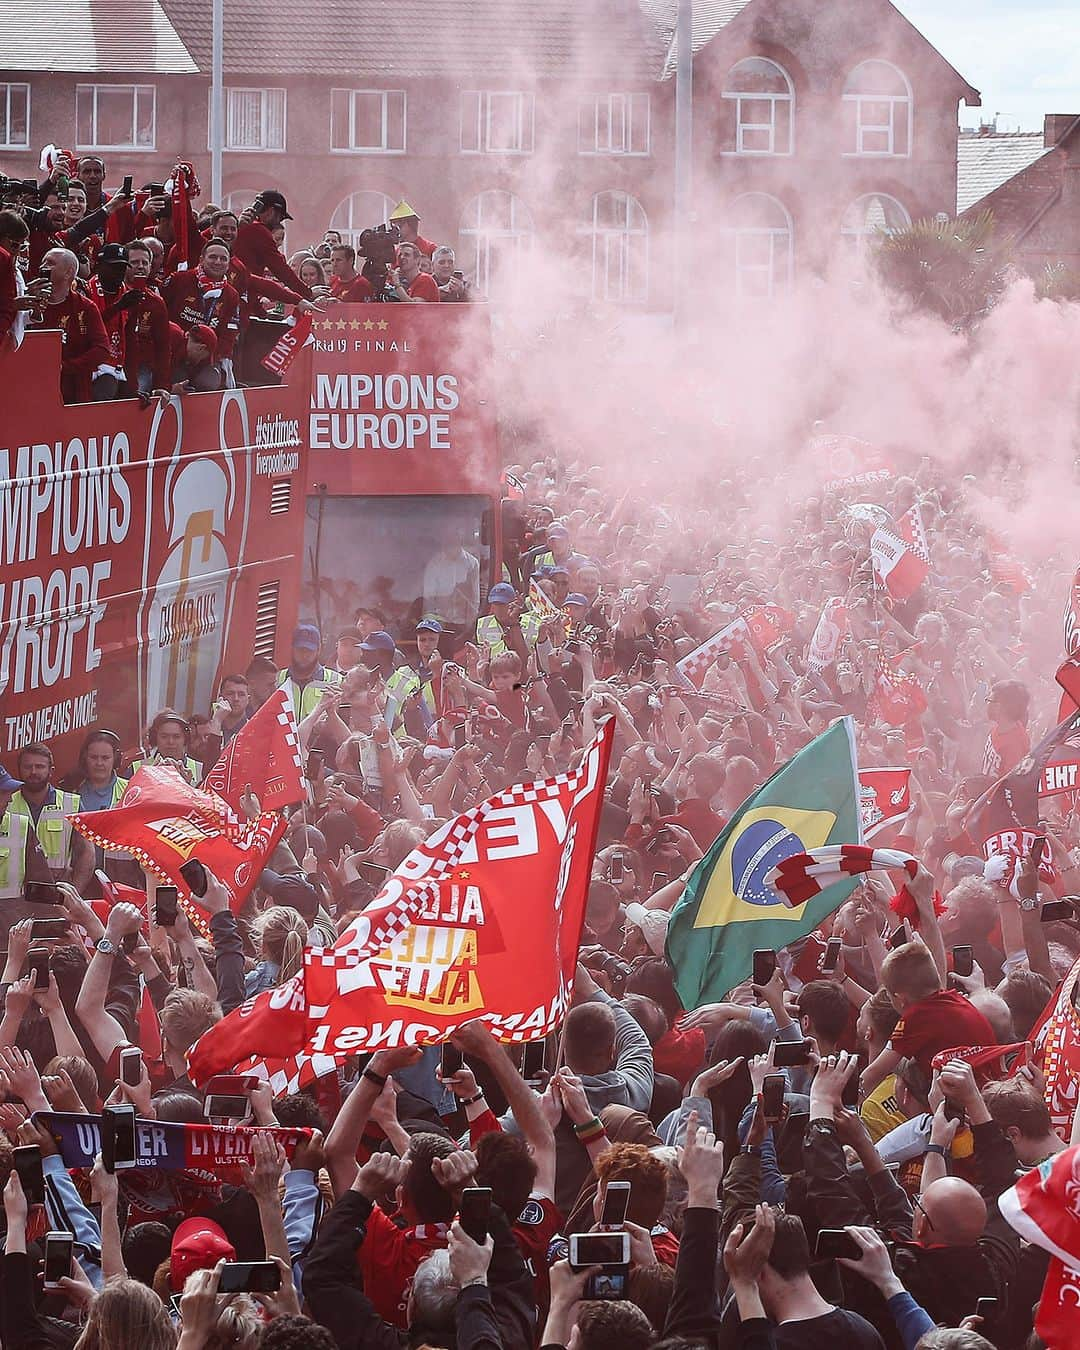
[0,0,197,74]
[956,132,1050,214]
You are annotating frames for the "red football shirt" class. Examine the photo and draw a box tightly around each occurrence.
[406,272,440,303]
[890,989,996,1074]
[356,1203,448,1327]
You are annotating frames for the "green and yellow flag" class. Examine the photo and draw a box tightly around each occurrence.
[666,718,862,1008]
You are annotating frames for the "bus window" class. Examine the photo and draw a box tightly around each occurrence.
[304,495,492,645]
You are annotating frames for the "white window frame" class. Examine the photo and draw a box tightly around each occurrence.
[75,83,156,151]
[578,93,650,155]
[459,189,534,294]
[0,83,30,149]
[329,191,397,250]
[840,193,911,248]
[721,59,794,157]
[582,191,649,304]
[843,61,913,158]
[330,89,406,154]
[215,87,286,152]
[724,193,793,299]
[460,91,535,154]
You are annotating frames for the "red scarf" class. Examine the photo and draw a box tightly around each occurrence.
[170,161,200,271]
[86,275,127,366]
[191,266,227,323]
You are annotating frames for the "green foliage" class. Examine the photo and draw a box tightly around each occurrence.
[872,211,1011,330]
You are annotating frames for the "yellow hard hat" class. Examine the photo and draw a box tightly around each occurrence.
[389,200,420,222]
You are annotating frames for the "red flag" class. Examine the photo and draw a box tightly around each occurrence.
[262,311,313,377]
[858,768,912,840]
[999,1144,1080,1348]
[806,597,848,674]
[188,719,615,1085]
[867,652,927,727]
[1040,748,1080,800]
[813,433,894,492]
[201,688,305,814]
[1034,955,1080,1138]
[71,765,286,922]
[1065,565,1080,659]
[676,616,751,689]
[744,604,793,657]
[871,505,930,601]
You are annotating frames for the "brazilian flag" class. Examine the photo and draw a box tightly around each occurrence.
[666,718,862,1008]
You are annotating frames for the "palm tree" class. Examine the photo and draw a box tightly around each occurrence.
[1036,262,1080,303]
[872,210,1011,330]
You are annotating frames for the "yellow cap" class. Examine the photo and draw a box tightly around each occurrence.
[388,199,420,222]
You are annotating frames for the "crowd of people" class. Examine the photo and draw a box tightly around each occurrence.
[0,153,476,399]
[1,152,1080,1350]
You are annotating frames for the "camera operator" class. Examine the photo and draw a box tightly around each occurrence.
[390,239,439,303]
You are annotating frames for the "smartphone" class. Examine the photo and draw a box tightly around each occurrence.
[146,182,165,196]
[12,1145,44,1206]
[822,937,843,974]
[178,858,208,898]
[607,853,625,884]
[773,1040,813,1069]
[650,871,669,891]
[43,1232,73,1290]
[585,1267,629,1299]
[459,1186,493,1244]
[814,1228,862,1261]
[25,949,50,989]
[218,1261,282,1295]
[120,1046,143,1089]
[204,1093,249,1121]
[1041,900,1075,922]
[23,881,61,906]
[776,1111,809,1174]
[568,1231,631,1270]
[440,1043,463,1080]
[841,1061,861,1109]
[356,860,390,887]
[101,1103,137,1172]
[29,919,68,941]
[452,721,467,751]
[305,749,325,780]
[1031,835,1047,866]
[761,1073,786,1123]
[975,1297,998,1320]
[889,922,910,950]
[752,950,777,987]
[154,885,179,927]
[599,1180,632,1228]
[951,945,974,978]
[121,174,133,196]
[203,1074,259,1096]
[522,1040,547,1087]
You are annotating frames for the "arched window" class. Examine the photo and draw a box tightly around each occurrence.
[459,190,534,294]
[841,193,911,248]
[583,191,648,302]
[328,190,396,248]
[843,61,912,156]
[723,193,793,298]
[722,58,794,155]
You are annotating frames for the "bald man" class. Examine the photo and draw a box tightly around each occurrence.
[30,248,110,402]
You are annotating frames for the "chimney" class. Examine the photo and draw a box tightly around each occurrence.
[1044,113,1079,147]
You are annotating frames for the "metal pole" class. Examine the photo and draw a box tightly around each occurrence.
[210,0,224,203]
[673,0,693,323]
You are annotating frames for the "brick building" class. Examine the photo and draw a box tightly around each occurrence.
[958,115,1080,276]
[0,0,980,303]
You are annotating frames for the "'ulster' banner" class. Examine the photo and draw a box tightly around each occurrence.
[858,768,912,840]
[201,687,306,814]
[71,765,286,919]
[188,719,615,1085]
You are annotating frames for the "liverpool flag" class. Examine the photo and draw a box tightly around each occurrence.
[666,718,862,1009]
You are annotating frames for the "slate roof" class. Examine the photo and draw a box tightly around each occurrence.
[0,0,197,74]
[956,132,1051,214]
[639,0,755,76]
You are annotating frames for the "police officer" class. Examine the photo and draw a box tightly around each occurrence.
[385,618,444,739]
[129,711,203,781]
[475,583,536,659]
[8,743,91,886]
[74,729,139,891]
[277,624,343,721]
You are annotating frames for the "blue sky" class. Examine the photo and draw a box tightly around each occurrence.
[893,0,1080,130]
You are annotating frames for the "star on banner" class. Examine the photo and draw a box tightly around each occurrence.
[377,319,389,331]
[363,319,375,331]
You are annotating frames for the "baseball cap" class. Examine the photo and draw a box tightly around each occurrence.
[188,323,217,354]
[548,565,570,578]
[565,593,589,608]
[624,903,671,957]
[360,630,396,653]
[98,243,128,265]
[292,623,321,651]
[416,618,443,634]
[170,1218,235,1292]
[337,628,363,645]
[488,583,517,604]
[0,765,23,793]
[258,189,292,220]
[547,524,569,540]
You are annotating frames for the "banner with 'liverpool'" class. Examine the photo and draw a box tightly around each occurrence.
[201,687,306,814]
[188,719,615,1085]
[71,764,286,920]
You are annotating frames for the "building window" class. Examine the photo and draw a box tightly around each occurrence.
[0,84,29,149]
[76,84,155,151]
[583,191,648,303]
[459,190,534,293]
[723,193,793,298]
[218,88,286,151]
[578,93,650,155]
[722,58,794,155]
[843,61,912,156]
[330,90,406,153]
[329,190,396,249]
[840,193,911,249]
[461,92,534,154]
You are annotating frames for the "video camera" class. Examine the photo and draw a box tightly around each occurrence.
[357,223,401,300]
[0,176,39,199]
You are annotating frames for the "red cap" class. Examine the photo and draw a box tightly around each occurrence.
[170,1217,235,1292]
[188,323,217,354]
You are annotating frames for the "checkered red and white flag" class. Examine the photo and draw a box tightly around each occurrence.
[188,718,615,1087]
[871,504,930,600]
[201,687,306,814]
